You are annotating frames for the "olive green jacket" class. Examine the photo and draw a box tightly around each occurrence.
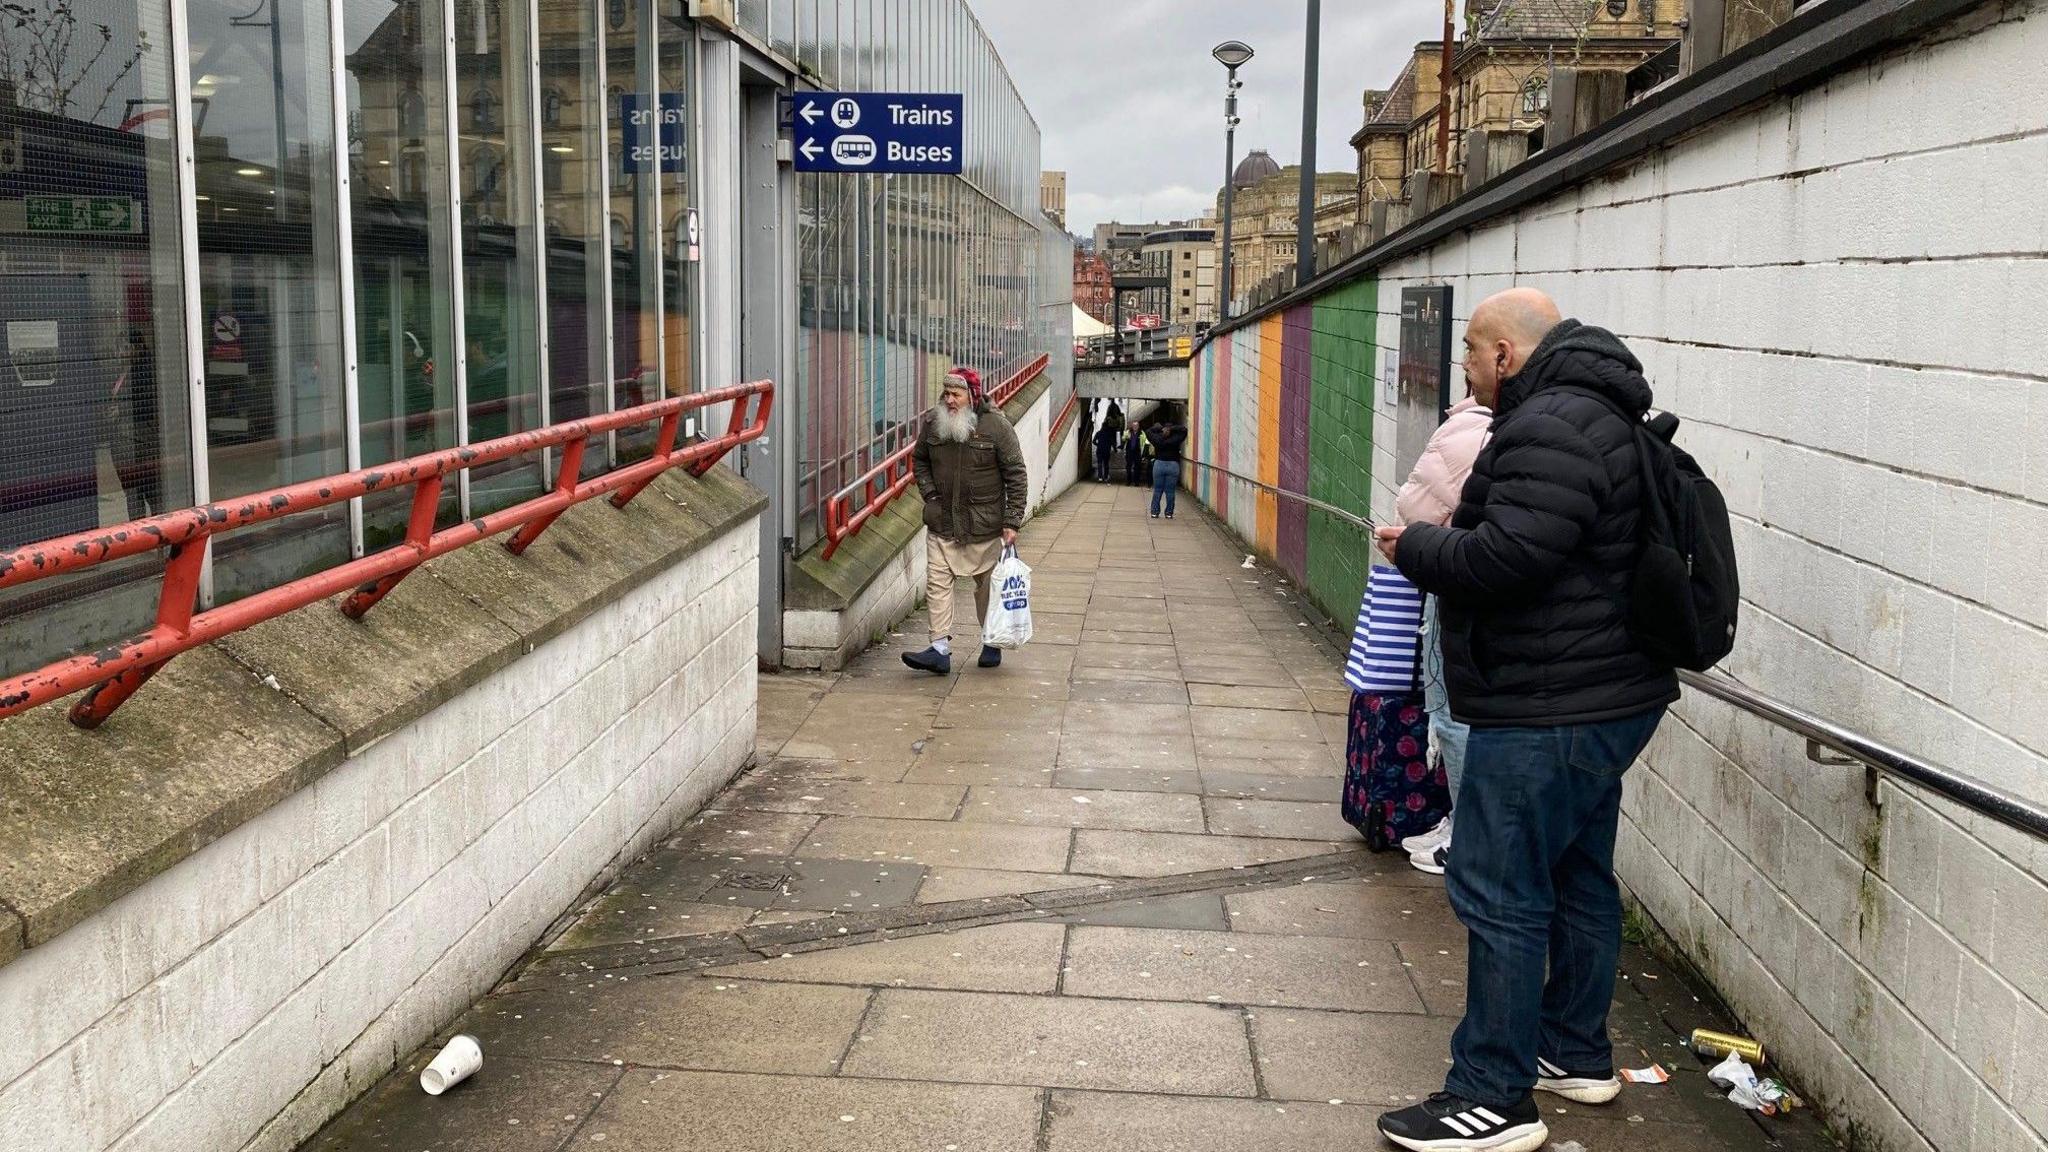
[911,406,1028,542]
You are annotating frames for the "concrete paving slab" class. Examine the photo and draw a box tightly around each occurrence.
[1061,927,1425,1013]
[1193,737,1340,769]
[1044,1090,1377,1152]
[302,1055,620,1152]
[1066,678,1189,705]
[1224,884,1465,944]
[461,976,870,1073]
[722,779,967,821]
[961,786,1206,833]
[1303,689,1353,714]
[1056,730,1196,772]
[1056,892,1228,931]
[901,761,1061,787]
[1196,770,1335,803]
[783,708,936,763]
[1071,663,1186,684]
[913,725,1060,769]
[934,694,1067,730]
[759,757,914,783]
[707,922,1067,993]
[1081,629,1176,646]
[1252,1008,1459,1104]
[764,856,931,912]
[1192,753,1344,780]
[1398,939,1470,1015]
[1189,706,1325,743]
[798,816,1073,872]
[1202,798,1358,841]
[567,1071,1042,1152]
[669,811,822,857]
[947,671,1071,700]
[916,868,1114,904]
[842,989,1256,1096]
[1061,700,1190,733]
[1187,683,1312,711]
[550,899,756,951]
[1069,831,1352,877]
[1054,766,1205,794]
[1179,664,1299,689]
[1073,642,1181,671]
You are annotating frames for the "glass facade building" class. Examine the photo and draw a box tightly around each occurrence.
[0,0,1069,675]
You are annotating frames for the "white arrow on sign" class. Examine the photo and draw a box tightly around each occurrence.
[799,100,822,126]
[799,138,823,161]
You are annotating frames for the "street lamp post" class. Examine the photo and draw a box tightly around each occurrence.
[1296,0,1320,286]
[1212,40,1253,321]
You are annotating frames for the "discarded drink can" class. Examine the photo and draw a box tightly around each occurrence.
[1690,1028,1765,1065]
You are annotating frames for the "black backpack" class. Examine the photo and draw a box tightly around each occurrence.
[1563,388,1740,672]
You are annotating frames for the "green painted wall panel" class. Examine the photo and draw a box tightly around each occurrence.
[1304,278,1378,624]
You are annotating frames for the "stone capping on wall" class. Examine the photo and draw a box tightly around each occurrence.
[0,465,768,971]
[1200,0,1982,348]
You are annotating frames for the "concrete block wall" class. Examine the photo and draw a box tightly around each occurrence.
[1191,2,2048,1148]
[0,518,761,1152]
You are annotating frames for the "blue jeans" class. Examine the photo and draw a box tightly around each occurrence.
[1421,595,1469,800]
[1445,706,1666,1108]
[1094,446,1112,482]
[1150,459,1180,516]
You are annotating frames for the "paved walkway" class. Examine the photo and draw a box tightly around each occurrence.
[307,484,1830,1152]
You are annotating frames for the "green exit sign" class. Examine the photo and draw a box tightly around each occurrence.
[25,196,141,234]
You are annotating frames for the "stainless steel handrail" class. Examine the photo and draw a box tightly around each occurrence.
[1179,456,2048,843]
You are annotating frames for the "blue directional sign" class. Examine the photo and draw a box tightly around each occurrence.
[793,92,963,174]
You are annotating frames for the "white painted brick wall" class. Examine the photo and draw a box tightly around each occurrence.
[0,519,760,1152]
[1358,3,2048,1148]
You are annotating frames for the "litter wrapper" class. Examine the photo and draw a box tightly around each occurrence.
[1621,1064,1671,1084]
[1707,1052,1802,1115]
[982,545,1033,649]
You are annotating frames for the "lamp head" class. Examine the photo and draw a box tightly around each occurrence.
[1212,40,1254,69]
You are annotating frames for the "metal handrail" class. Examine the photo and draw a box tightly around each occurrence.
[1048,391,1079,445]
[818,353,1050,561]
[1177,455,2048,843]
[0,380,775,728]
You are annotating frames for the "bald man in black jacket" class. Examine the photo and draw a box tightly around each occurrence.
[1370,289,1674,1152]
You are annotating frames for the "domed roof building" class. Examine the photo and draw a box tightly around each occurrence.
[1230,149,1282,190]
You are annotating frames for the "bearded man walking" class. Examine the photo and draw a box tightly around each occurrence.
[902,368,1029,675]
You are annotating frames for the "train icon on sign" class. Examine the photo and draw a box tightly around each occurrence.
[830,98,860,128]
[830,135,876,166]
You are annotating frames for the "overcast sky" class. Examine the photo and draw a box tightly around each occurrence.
[969,1,1443,238]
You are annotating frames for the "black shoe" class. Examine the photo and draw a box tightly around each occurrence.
[978,645,1002,668]
[901,647,951,675]
[1535,1057,1621,1104]
[1376,1092,1545,1152]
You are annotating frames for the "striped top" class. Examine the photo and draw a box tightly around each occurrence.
[1345,565,1424,694]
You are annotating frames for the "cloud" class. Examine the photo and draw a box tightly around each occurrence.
[970,0,1440,236]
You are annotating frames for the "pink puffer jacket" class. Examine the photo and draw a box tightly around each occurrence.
[1395,395,1493,528]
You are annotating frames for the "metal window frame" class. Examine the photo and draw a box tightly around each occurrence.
[328,0,364,557]
[441,0,472,517]
[526,0,554,445]
[595,0,618,464]
[167,0,212,605]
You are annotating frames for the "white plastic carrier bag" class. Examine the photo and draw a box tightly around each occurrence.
[982,545,1033,649]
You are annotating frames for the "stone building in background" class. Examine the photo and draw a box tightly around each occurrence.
[1214,149,1356,299]
[1072,248,1113,324]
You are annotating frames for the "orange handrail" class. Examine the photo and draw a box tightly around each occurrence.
[0,380,774,728]
[818,354,1049,561]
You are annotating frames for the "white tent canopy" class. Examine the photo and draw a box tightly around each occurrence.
[1072,305,1111,339]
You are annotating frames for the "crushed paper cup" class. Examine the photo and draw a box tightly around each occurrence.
[420,1034,483,1095]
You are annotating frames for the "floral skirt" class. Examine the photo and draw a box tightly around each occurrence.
[1341,689,1452,851]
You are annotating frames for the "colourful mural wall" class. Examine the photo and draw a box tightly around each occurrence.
[1184,279,1381,625]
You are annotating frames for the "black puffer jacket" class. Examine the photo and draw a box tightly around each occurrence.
[1395,320,1679,728]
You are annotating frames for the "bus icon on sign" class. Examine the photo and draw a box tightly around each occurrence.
[831,135,876,165]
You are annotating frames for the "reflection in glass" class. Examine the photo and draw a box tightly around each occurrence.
[456,0,544,512]
[344,0,459,547]
[188,0,349,600]
[0,0,193,675]
[537,0,607,478]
